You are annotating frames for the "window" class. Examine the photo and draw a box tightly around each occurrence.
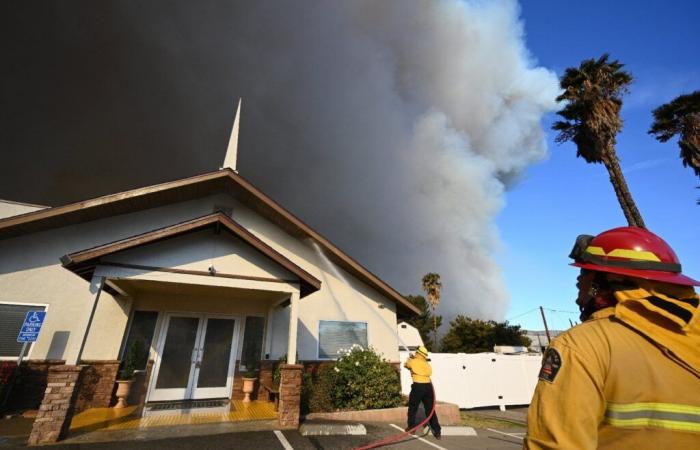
[0,304,46,358]
[121,311,158,370]
[318,321,368,359]
[241,316,265,369]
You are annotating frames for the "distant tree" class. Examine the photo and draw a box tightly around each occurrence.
[421,273,442,350]
[649,91,700,204]
[553,54,646,227]
[404,295,442,351]
[440,315,531,353]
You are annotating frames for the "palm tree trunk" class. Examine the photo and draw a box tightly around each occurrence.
[432,315,437,350]
[602,153,646,228]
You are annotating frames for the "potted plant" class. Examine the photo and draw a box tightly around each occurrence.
[115,340,144,408]
[241,362,259,403]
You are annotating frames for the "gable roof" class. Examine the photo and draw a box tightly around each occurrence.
[61,212,322,298]
[0,169,420,317]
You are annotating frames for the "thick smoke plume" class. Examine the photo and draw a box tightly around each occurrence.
[228,0,559,320]
[1,0,559,321]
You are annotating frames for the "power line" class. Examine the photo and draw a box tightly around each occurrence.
[548,308,580,329]
[506,307,539,321]
[544,308,579,315]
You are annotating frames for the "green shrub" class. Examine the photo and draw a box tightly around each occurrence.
[308,346,402,412]
[118,339,145,380]
[272,355,287,387]
[300,369,313,415]
[308,364,334,412]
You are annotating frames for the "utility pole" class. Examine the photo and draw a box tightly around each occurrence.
[540,306,552,343]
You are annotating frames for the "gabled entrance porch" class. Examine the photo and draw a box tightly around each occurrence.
[40,276,302,444]
[104,276,298,413]
[27,213,320,444]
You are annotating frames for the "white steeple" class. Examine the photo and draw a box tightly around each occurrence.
[221,98,242,172]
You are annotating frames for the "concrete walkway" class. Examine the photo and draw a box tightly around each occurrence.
[63,419,281,444]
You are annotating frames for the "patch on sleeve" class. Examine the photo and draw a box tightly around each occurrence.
[538,348,562,383]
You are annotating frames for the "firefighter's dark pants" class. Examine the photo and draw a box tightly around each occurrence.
[407,382,441,434]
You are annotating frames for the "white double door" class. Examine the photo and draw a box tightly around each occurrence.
[149,313,240,402]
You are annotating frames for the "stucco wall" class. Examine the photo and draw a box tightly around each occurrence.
[0,190,401,364]
[0,200,45,220]
[106,229,296,282]
[230,199,399,362]
[0,195,229,362]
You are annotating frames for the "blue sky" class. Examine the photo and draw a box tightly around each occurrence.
[499,0,700,330]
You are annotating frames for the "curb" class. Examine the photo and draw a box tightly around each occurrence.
[300,423,367,436]
[441,426,477,436]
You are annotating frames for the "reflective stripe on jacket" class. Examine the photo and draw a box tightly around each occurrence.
[524,308,700,449]
[404,355,432,383]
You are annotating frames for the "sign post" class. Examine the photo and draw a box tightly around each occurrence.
[0,311,46,411]
[17,310,46,345]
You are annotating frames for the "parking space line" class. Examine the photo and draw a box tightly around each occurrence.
[274,430,294,450]
[389,424,448,450]
[486,428,524,441]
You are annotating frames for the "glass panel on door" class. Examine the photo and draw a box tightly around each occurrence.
[155,317,199,389]
[196,318,235,388]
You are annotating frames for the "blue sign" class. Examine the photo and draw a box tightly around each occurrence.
[17,311,46,343]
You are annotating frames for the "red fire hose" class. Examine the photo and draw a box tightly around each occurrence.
[353,383,437,450]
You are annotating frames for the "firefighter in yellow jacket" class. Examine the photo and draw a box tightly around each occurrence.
[405,346,441,439]
[525,227,700,449]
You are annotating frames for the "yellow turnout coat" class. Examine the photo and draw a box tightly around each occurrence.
[525,307,700,449]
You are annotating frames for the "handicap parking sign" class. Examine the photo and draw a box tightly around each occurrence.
[17,311,46,343]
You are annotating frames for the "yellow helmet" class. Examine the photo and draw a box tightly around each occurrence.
[416,346,429,358]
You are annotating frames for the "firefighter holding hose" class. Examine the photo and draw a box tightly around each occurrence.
[525,227,700,449]
[405,345,441,439]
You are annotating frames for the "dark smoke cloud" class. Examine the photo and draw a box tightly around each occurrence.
[0,0,558,319]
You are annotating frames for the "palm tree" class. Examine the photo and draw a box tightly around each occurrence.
[421,273,442,350]
[553,54,646,228]
[649,91,700,196]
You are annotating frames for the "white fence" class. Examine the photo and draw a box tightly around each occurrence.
[399,351,542,409]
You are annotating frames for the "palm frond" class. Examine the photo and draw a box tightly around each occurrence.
[552,54,631,163]
[649,91,700,177]
[421,273,442,310]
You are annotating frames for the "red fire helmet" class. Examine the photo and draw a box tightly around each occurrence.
[569,226,699,286]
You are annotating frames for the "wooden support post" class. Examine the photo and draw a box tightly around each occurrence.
[286,290,300,365]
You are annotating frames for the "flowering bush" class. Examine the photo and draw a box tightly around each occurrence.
[0,362,16,385]
[309,345,402,412]
[0,362,18,411]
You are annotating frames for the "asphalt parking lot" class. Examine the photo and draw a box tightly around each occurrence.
[1,422,525,450]
[288,423,525,449]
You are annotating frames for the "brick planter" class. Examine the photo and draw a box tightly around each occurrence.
[27,365,85,445]
[278,364,302,428]
[75,360,120,413]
